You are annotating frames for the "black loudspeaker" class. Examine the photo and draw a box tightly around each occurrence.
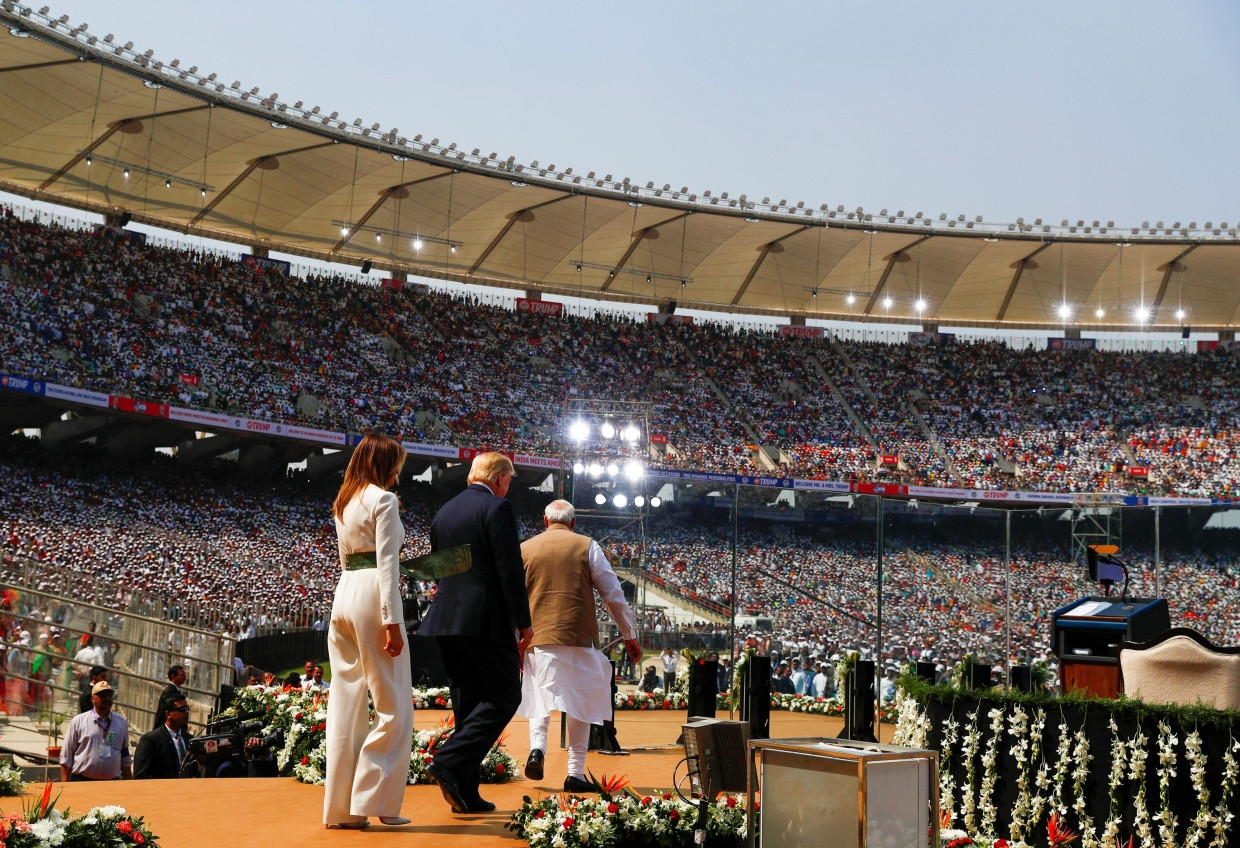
[118,212,132,227]
[360,260,373,274]
[739,655,770,740]
[667,299,677,313]
[968,663,994,690]
[915,661,937,685]
[1182,326,1191,339]
[686,659,718,719]
[1009,664,1033,694]
[840,660,877,742]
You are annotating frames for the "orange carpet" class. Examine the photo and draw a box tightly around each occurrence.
[7,711,886,847]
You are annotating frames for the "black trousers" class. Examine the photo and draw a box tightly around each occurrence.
[433,635,521,798]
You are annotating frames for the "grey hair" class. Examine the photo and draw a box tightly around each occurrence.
[544,499,576,525]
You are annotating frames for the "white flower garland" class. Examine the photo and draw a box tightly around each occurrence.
[939,713,960,827]
[1129,726,1152,847]
[1156,718,1180,846]
[1069,726,1095,846]
[1007,704,1038,843]
[1208,735,1240,848]
[960,707,982,834]
[1184,728,1212,848]
[1099,714,1127,848]
[977,707,1004,840]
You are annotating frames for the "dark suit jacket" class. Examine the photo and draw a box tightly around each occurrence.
[419,483,531,644]
[133,725,191,779]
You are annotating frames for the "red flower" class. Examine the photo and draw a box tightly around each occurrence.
[994,841,1009,848]
[607,803,619,814]
[641,796,652,806]
[663,793,672,801]
[725,796,737,808]
[670,810,680,822]
[301,756,309,766]
[1047,812,1079,847]
[535,810,545,819]
[117,821,133,835]
[295,712,303,720]
[563,817,575,829]
[134,834,145,846]
[496,763,506,774]
[663,698,671,709]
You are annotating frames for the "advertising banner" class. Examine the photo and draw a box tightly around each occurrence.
[516,298,564,316]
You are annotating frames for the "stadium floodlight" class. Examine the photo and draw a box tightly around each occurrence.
[1176,309,1187,321]
[412,238,424,252]
[650,496,662,508]
[624,461,643,482]
[621,424,640,442]
[1095,306,1105,318]
[846,294,856,306]
[605,462,619,477]
[594,493,607,505]
[599,421,616,439]
[1134,306,1151,324]
[634,495,646,508]
[1057,303,1072,321]
[569,420,589,441]
[883,296,894,310]
[613,494,628,508]
[914,298,927,313]
[572,462,585,475]
[588,462,603,478]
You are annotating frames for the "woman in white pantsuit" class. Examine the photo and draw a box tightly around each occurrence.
[324,434,414,829]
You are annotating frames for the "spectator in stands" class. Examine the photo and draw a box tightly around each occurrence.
[77,665,108,714]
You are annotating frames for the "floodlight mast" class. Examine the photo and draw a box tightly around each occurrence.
[557,398,655,649]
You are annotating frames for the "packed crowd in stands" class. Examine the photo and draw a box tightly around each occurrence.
[8,208,1240,495]
[5,435,1240,684]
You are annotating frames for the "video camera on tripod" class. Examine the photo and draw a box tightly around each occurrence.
[185,710,283,778]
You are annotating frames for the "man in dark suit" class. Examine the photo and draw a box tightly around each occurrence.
[152,665,187,730]
[419,452,533,814]
[134,694,193,779]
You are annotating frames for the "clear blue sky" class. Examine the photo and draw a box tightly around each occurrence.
[32,1,1240,230]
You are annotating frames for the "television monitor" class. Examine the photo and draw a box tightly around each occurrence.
[1086,544,1127,587]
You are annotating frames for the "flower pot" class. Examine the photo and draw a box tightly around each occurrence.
[46,746,61,759]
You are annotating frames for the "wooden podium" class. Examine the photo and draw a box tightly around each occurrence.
[1051,596,1170,698]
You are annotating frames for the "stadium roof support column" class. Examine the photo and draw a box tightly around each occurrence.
[39,106,209,191]
[599,212,692,293]
[996,243,1053,321]
[1152,245,1198,313]
[469,196,574,275]
[331,172,453,254]
[863,235,931,315]
[731,225,811,306]
[190,142,335,226]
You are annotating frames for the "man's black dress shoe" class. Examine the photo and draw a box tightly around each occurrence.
[562,775,597,794]
[465,796,497,813]
[426,762,470,814]
[525,748,545,781]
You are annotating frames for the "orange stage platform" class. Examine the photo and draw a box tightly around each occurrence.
[6,711,886,848]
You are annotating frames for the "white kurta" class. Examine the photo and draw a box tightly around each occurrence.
[517,539,637,725]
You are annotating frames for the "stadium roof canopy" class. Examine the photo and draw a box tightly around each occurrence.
[3,6,1240,333]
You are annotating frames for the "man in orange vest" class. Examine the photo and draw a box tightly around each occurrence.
[517,500,642,794]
